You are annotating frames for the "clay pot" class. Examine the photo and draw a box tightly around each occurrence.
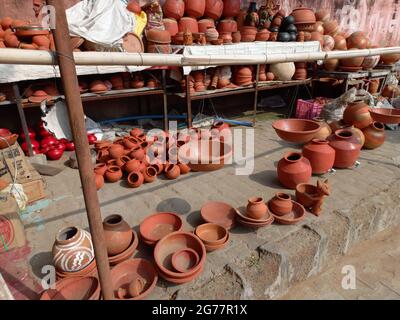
[127,171,144,188]
[293,64,307,80]
[163,18,179,37]
[205,0,223,20]
[222,0,240,18]
[143,166,157,183]
[323,58,339,71]
[269,193,293,216]
[116,155,131,170]
[103,214,133,256]
[362,122,385,149]
[310,31,324,46]
[95,174,104,190]
[165,163,180,180]
[323,20,339,36]
[232,31,241,43]
[269,62,296,81]
[315,10,330,22]
[333,35,347,50]
[233,66,253,86]
[52,226,94,273]
[343,100,373,129]
[219,32,232,44]
[205,27,219,42]
[347,32,368,49]
[124,159,141,173]
[129,146,145,161]
[312,118,332,140]
[339,49,365,68]
[185,0,205,18]
[179,17,199,33]
[1,17,13,30]
[380,53,400,65]
[266,72,275,81]
[198,18,215,33]
[255,29,270,41]
[194,223,228,246]
[323,35,335,51]
[89,80,108,93]
[240,26,257,42]
[246,197,267,220]
[292,7,316,25]
[94,163,108,177]
[217,19,238,33]
[302,139,336,174]
[96,149,110,163]
[314,21,324,35]
[109,144,125,159]
[368,79,380,95]
[329,122,364,146]
[382,85,400,99]
[327,129,362,168]
[163,0,185,20]
[127,0,141,14]
[4,33,20,48]
[277,152,312,189]
[105,166,123,183]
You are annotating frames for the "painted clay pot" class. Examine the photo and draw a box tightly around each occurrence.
[302,139,336,174]
[95,174,104,190]
[343,100,373,129]
[52,226,94,273]
[165,163,181,180]
[198,19,215,33]
[163,0,185,20]
[103,214,133,256]
[143,166,158,183]
[269,63,296,81]
[312,118,332,140]
[105,166,123,183]
[163,18,179,37]
[127,171,144,188]
[277,152,312,189]
[184,0,206,18]
[246,197,267,220]
[269,193,293,216]
[222,0,240,18]
[327,129,362,169]
[205,0,223,20]
[108,144,125,159]
[178,17,199,33]
[362,122,385,149]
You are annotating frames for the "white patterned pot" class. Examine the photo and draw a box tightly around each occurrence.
[52,226,94,273]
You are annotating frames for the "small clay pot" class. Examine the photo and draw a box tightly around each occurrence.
[277,152,312,189]
[103,214,133,256]
[94,163,107,176]
[362,121,385,149]
[171,248,200,273]
[143,166,157,183]
[125,159,142,173]
[198,18,215,33]
[105,166,123,183]
[232,31,241,43]
[116,155,131,170]
[96,149,110,163]
[327,129,362,169]
[108,144,125,159]
[127,171,144,188]
[179,17,199,33]
[246,197,267,220]
[95,174,104,190]
[165,163,180,180]
[128,146,145,161]
[178,163,191,174]
[269,193,293,216]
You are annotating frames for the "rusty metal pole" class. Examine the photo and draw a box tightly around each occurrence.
[45,0,114,300]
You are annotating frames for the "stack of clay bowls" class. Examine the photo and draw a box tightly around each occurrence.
[235,197,274,228]
[154,231,206,284]
[267,193,306,225]
[194,223,229,252]
[146,29,172,54]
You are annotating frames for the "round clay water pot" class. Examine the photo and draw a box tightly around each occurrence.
[291,7,316,25]
[312,118,332,140]
[380,53,400,65]
[362,54,380,70]
[256,29,270,41]
[327,129,362,169]
[127,171,144,188]
[108,144,125,159]
[94,163,107,176]
[184,0,205,18]
[343,99,372,129]
[302,139,336,174]
[333,35,347,50]
[222,0,240,18]
[124,159,141,173]
[165,163,181,180]
[95,174,104,190]
[52,226,94,273]
[269,62,296,81]
[277,152,312,189]
[129,146,145,161]
[218,19,238,33]
[105,166,123,183]
[103,214,133,256]
[362,121,385,149]
[268,193,293,216]
[198,18,215,33]
[143,166,157,183]
[146,29,171,44]
[339,51,365,68]
[163,18,179,37]
[323,20,339,36]
[163,0,185,20]
[205,0,223,20]
[347,32,368,49]
[178,17,199,33]
[316,10,330,22]
[116,155,131,170]
[246,197,268,220]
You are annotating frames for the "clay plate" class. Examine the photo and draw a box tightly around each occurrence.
[236,216,274,228]
[271,201,306,225]
[234,206,273,224]
[369,108,400,124]
[194,223,228,246]
[40,276,100,300]
[171,248,200,273]
[140,212,183,243]
[200,201,236,230]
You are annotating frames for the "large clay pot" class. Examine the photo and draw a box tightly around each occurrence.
[163,0,185,20]
[323,58,339,71]
[218,19,238,33]
[222,0,240,18]
[362,121,385,149]
[246,197,268,220]
[327,129,362,168]
[323,20,339,36]
[198,18,215,33]
[179,17,199,33]
[329,122,365,146]
[205,0,223,20]
[269,193,293,216]
[380,53,400,65]
[163,18,179,37]
[291,7,316,25]
[52,226,94,273]
[333,35,347,50]
[277,152,312,189]
[302,139,336,174]
[346,32,368,49]
[185,0,206,18]
[269,62,296,81]
[103,214,133,256]
[312,118,332,140]
[233,66,253,86]
[343,99,373,129]
[339,49,365,68]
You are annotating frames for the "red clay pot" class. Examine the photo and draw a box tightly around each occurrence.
[343,99,373,129]
[96,149,110,163]
[178,17,199,33]
[198,18,215,33]
[347,32,368,49]
[184,0,206,18]
[127,0,141,14]
[222,0,240,18]
[129,146,145,161]
[143,166,158,183]
[109,144,125,159]
[124,136,139,149]
[217,19,238,33]
[246,197,268,220]
[95,174,104,190]
[105,166,123,182]
[291,7,316,25]
[125,159,141,173]
[163,18,179,37]
[362,121,385,149]
[103,214,133,256]
[163,0,185,20]
[277,152,312,189]
[116,155,131,170]
[313,118,332,140]
[268,193,293,216]
[302,139,336,174]
[127,171,144,188]
[146,29,171,44]
[165,163,180,180]
[178,163,191,174]
[205,0,223,20]
[232,31,241,43]
[94,163,107,176]
[327,129,362,168]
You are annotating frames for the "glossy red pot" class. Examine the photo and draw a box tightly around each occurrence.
[20,128,36,141]
[327,129,362,168]
[21,139,40,153]
[65,141,75,151]
[362,121,385,149]
[47,147,64,161]
[302,139,336,174]
[277,152,312,189]
[87,134,97,145]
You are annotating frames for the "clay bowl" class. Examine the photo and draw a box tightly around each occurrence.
[139,212,183,244]
[194,223,228,246]
[108,230,139,266]
[369,108,400,124]
[111,258,158,300]
[236,215,274,228]
[203,232,230,252]
[40,276,100,300]
[55,258,97,279]
[234,207,273,224]
[155,262,204,284]
[154,231,206,279]
[272,119,321,144]
[178,139,232,172]
[200,201,236,230]
[271,201,306,225]
[171,248,200,273]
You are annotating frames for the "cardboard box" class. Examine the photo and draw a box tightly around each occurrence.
[0,194,26,253]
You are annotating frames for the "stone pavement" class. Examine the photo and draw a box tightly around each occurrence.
[2,120,400,299]
[279,225,400,300]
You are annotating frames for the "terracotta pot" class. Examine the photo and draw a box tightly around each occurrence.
[95,174,104,190]
[177,163,190,174]
[184,0,205,18]
[232,31,241,43]
[269,193,293,216]
[127,171,144,188]
[222,0,240,18]
[293,67,307,80]
[347,32,368,49]
[333,35,347,50]
[165,163,181,179]
[312,118,332,140]
[108,144,125,159]
[198,18,215,33]
[105,166,123,183]
[255,29,270,41]
[310,31,324,46]
[340,50,365,68]
[272,119,321,144]
[362,53,380,70]
[194,223,228,246]
[146,29,171,44]
[368,79,380,95]
[124,159,140,173]
[163,0,185,20]
[116,155,131,170]
[1,17,13,30]
[52,226,94,273]
[246,197,268,220]
[143,166,158,183]
[240,26,257,42]
[343,99,373,129]
[302,139,335,174]
[269,62,296,81]
[292,7,316,25]
[205,0,223,20]
[103,214,133,256]
[315,10,330,22]
[219,32,232,44]
[205,27,219,42]
[362,121,385,149]
[129,146,145,161]
[277,152,312,189]
[94,163,107,176]
[382,85,400,99]
[4,33,20,48]
[323,20,339,36]
[179,17,199,33]
[380,53,400,65]
[323,58,339,71]
[140,212,183,244]
[314,21,324,34]
[327,129,362,168]
[89,80,108,93]
[96,149,110,163]
[108,230,138,266]
[32,35,50,49]
[217,19,238,33]
[163,18,179,37]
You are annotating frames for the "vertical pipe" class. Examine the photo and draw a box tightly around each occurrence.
[46,0,114,300]
[186,74,192,128]
[253,64,260,127]
[162,69,169,131]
